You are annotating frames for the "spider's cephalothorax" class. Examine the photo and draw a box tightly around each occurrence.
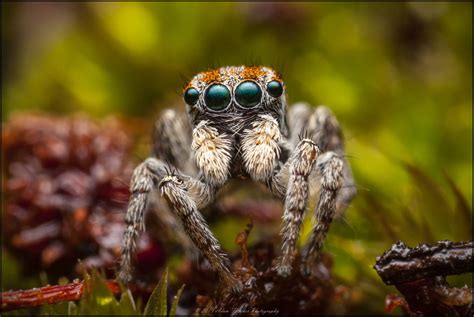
[118,66,356,293]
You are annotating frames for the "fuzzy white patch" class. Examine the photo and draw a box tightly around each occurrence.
[241,115,281,181]
[192,121,232,186]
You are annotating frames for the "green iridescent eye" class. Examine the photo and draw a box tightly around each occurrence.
[184,87,199,105]
[266,80,283,98]
[204,84,231,111]
[235,81,262,108]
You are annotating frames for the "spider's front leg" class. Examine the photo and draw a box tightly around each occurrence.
[301,152,343,275]
[289,103,356,214]
[118,156,240,292]
[159,173,242,293]
[288,104,349,274]
[269,138,320,277]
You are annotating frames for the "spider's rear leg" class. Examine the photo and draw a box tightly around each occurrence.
[289,104,356,214]
[153,109,195,175]
[287,102,313,147]
[302,152,343,276]
[269,138,320,277]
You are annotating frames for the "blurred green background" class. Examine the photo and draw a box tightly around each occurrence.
[2,2,472,314]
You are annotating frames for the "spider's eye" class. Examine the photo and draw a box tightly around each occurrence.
[184,87,199,105]
[235,81,262,108]
[266,80,283,98]
[204,84,231,111]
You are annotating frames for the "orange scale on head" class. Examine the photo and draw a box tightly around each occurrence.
[241,66,266,81]
[201,70,222,84]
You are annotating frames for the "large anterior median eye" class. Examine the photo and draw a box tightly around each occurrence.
[204,84,231,111]
[184,87,199,105]
[266,80,283,98]
[235,81,262,108]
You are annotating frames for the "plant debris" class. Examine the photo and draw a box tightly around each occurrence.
[176,222,350,316]
[2,114,164,279]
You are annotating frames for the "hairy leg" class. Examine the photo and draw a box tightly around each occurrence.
[153,109,195,175]
[302,152,343,276]
[269,138,320,277]
[306,106,356,214]
[159,172,241,293]
[118,157,166,283]
[118,157,232,290]
[148,171,218,257]
[287,102,312,148]
[289,104,356,214]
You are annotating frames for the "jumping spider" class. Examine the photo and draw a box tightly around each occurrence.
[118,66,356,293]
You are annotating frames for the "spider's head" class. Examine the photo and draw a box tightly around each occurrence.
[183,66,287,134]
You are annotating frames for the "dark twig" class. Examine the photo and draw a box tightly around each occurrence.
[374,240,473,285]
[374,240,473,317]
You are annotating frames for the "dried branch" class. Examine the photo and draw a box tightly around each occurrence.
[374,240,473,285]
[1,280,120,312]
[374,240,473,317]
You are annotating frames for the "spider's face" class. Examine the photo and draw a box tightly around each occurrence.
[183,66,286,133]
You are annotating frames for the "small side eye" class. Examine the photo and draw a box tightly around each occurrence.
[204,84,231,111]
[266,80,283,98]
[184,87,199,105]
[235,81,262,108]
